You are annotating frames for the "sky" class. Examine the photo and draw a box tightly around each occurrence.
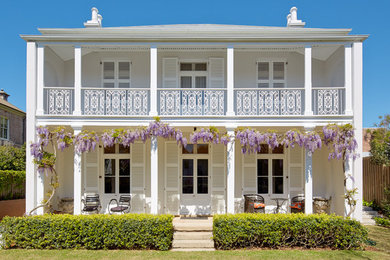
[0,0,388,127]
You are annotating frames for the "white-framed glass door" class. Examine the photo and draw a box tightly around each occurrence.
[180,144,211,215]
[100,144,131,212]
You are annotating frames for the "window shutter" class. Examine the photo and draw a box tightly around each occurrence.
[288,146,304,198]
[211,144,226,214]
[131,142,145,213]
[83,149,99,193]
[164,142,180,214]
[208,58,224,88]
[162,58,178,88]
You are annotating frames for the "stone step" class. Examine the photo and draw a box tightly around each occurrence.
[363,211,380,216]
[174,231,213,240]
[171,248,215,251]
[172,239,214,249]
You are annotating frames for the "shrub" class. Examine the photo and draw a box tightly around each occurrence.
[213,213,367,250]
[0,170,25,200]
[374,217,390,228]
[0,214,174,250]
[0,145,25,171]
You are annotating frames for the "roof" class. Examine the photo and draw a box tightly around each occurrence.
[20,24,369,42]
[0,98,25,115]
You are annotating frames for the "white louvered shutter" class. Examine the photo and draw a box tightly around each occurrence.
[208,58,224,88]
[211,144,226,214]
[163,58,178,88]
[164,142,180,214]
[242,153,257,194]
[83,150,99,193]
[131,142,145,213]
[288,146,304,198]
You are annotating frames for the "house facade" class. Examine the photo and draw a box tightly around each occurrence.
[0,89,26,147]
[22,7,367,220]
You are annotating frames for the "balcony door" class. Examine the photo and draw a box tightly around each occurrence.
[179,62,208,89]
[180,144,211,215]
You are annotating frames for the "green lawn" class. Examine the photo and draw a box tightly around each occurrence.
[0,225,389,260]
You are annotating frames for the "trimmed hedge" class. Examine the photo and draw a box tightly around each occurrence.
[0,214,174,250]
[0,170,25,200]
[213,213,368,250]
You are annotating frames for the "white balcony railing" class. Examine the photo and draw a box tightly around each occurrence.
[158,89,226,116]
[44,87,74,115]
[312,87,345,115]
[82,88,150,116]
[235,88,304,116]
[42,86,346,117]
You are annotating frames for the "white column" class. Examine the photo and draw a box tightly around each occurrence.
[226,128,235,213]
[36,169,45,215]
[304,45,313,116]
[36,44,45,115]
[226,46,235,116]
[344,158,353,217]
[73,126,82,215]
[344,44,353,115]
[25,42,37,214]
[73,46,82,116]
[304,127,314,214]
[352,42,363,221]
[149,46,158,116]
[150,136,158,214]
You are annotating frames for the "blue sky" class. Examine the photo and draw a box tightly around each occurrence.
[0,0,388,127]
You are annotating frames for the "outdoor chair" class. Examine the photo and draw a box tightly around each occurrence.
[108,195,131,214]
[243,194,265,213]
[290,196,305,213]
[81,194,101,214]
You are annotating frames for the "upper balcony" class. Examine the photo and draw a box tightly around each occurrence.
[37,44,352,120]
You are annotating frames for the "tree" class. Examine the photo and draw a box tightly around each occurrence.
[368,115,390,166]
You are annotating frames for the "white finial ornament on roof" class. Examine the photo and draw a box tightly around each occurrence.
[287,7,305,27]
[84,7,103,28]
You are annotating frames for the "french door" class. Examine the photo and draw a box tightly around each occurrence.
[100,144,131,212]
[180,144,211,215]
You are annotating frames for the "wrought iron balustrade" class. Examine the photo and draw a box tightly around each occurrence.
[82,88,150,116]
[158,88,226,116]
[312,87,345,115]
[235,88,304,116]
[44,87,74,115]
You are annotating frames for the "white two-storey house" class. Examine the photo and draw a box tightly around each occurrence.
[22,7,367,220]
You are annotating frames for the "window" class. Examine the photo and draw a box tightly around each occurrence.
[257,61,286,88]
[103,144,130,194]
[180,62,207,88]
[257,145,285,195]
[182,144,209,154]
[102,61,131,88]
[0,117,8,140]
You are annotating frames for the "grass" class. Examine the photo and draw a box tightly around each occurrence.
[0,225,389,260]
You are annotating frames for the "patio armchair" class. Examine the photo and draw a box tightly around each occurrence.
[81,194,101,214]
[290,196,305,213]
[108,195,131,214]
[243,194,265,213]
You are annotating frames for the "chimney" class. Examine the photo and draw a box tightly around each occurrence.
[287,7,305,27]
[84,7,103,28]
[0,89,9,101]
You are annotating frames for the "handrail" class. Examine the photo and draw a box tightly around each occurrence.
[158,88,226,91]
[235,88,304,91]
[82,87,150,91]
[312,87,345,90]
[43,86,74,90]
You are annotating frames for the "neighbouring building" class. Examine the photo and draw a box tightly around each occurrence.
[0,89,26,147]
[21,7,367,220]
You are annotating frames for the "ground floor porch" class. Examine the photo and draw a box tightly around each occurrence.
[26,125,363,220]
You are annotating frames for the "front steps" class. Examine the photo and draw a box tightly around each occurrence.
[172,217,214,251]
[362,206,381,225]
